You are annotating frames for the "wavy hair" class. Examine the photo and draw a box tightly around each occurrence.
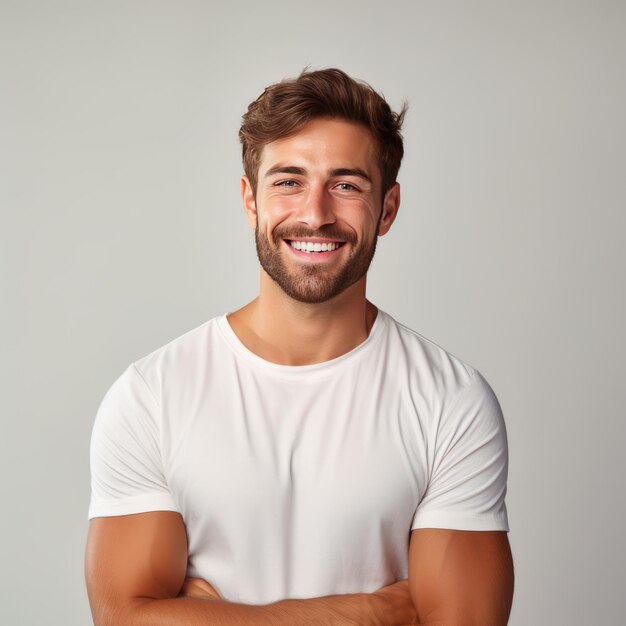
[239,68,407,198]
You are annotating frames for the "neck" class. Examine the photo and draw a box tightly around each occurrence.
[227,271,378,366]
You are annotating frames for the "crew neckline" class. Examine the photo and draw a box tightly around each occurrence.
[216,309,387,379]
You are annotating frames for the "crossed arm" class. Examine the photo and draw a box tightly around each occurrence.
[85,511,513,625]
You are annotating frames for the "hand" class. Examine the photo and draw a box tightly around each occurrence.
[178,576,222,600]
[373,579,418,625]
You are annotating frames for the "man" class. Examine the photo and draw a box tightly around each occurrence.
[86,68,514,625]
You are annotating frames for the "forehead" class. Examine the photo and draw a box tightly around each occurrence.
[258,118,379,177]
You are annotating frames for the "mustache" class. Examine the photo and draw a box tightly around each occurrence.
[272,224,357,245]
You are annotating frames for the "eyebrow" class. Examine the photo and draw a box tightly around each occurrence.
[329,168,372,184]
[264,165,373,184]
[264,166,306,178]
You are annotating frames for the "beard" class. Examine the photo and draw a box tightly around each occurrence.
[255,219,381,304]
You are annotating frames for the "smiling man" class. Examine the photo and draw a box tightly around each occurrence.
[251,118,385,307]
[85,68,514,625]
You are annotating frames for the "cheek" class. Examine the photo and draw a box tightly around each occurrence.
[259,198,294,227]
[347,205,380,234]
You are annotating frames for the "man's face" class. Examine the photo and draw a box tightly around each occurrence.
[242,118,399,304]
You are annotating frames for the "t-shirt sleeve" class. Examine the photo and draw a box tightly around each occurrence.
[88,364,179,519]
[411,369,509,532]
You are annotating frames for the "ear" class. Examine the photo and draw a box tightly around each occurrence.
[241,176,258,229]
[378,182,400,236]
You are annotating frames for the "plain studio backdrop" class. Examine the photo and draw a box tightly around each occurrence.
[1,1,624,624]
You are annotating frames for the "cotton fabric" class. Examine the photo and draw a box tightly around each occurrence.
[89,310,509,604]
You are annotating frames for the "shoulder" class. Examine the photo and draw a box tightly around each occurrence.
[129,316,224,395]
[378,310,504,430]
[92,316,225,453]
[379,309,481,396]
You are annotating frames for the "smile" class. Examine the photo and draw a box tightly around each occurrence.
[288,240,345,253]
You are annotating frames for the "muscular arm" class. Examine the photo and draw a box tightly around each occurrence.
[85,511,417,626]
[408,528,514,626]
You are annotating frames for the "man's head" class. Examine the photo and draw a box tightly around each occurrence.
[239,69,406,304]
[239,68,406,200]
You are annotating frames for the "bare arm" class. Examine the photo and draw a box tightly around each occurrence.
[408,528,514,626]
[85,511,418,626]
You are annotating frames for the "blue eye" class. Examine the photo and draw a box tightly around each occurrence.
[336,183,357,191]
[276,179,298,187]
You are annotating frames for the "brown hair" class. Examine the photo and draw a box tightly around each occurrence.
[239,68,407,198]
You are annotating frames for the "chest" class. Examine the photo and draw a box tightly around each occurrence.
[162,367,430,540]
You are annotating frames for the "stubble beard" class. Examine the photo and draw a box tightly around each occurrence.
[254,220,381,304]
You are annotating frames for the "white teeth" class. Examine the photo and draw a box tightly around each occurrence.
[290,241,341,253]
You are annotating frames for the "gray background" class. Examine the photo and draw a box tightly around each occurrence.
[2,1,624,624]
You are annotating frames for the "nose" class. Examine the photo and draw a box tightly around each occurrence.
[296,184,336,231]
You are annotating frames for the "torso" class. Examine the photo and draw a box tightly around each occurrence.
[133,310,474,603]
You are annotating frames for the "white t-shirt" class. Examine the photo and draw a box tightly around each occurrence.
[89,309,509,604]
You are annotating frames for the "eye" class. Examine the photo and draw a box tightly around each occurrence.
[335,182,358,191]
[275,179,299,188]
